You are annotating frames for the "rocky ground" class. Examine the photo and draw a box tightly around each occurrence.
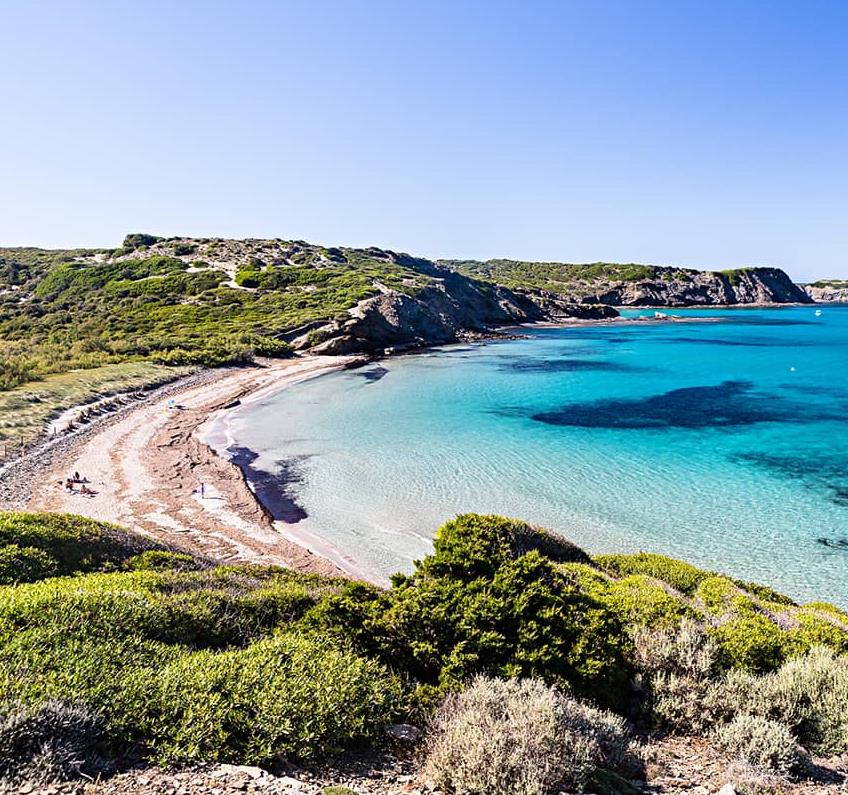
[8,738,848,795]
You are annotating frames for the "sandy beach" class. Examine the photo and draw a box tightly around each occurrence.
[0,356,366,578]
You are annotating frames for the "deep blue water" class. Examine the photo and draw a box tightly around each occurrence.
[222,305,848,605]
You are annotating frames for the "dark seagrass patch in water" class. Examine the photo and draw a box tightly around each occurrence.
[227,446,310,523]
[529,381,837,430]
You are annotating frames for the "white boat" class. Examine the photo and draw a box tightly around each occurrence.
[815,309,823,316]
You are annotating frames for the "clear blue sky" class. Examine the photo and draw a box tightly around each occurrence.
[1,0,846,280]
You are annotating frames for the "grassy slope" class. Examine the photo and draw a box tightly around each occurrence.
[0,236,432,393]
[0,510,846,781]
[0,361,194,443]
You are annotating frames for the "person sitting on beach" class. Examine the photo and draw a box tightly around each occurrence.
[80,484,95,496]
[73,471,81,482]
[65,478,75,492]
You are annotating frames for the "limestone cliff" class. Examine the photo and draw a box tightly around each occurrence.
[804,281,848,302]
[444,260,812,307]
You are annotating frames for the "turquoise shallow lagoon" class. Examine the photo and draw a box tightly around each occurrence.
[224,305,848,606]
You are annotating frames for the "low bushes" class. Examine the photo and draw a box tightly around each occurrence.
[1,511,847,784]
[0,544,58,585]
[0,631,401,769]
[311,514,632,710]
[714,715,801,777]
[720,647,848,756]
[146,632,401,765]
[0,512,168,582]
[0,566,343,650]
[0,699,108,787]
[631,619,725,733]
[423,676,628,795]
[124,550,198,573]
[0,535,392,772]
[603,574,693,628]
[421,514,592,580]
[633,617,848,761]
[594,552,708,595]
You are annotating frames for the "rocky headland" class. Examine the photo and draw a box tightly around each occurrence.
[803,280,848,303]
[294,257,618,355]
[444,259,812,308]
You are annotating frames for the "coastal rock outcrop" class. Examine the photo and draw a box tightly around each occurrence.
[299,262,617,355]
[804,281,848,302]
[443,259,812,307]
[577,266,812,306]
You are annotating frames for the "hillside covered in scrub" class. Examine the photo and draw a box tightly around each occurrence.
[444,259,812,307]
[0,234,611,393]
[0,233,816,396]
[1,511,847,793]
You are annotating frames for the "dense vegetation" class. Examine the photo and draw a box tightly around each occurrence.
[445,258,754,295]
[0,236,433,391]
[1,511,847,790]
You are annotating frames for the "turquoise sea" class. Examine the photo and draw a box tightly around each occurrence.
[222,306,848,606]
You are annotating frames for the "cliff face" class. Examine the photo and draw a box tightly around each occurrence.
[299,262,617,355]
[445,260,812,307]
[580,267,812,306]
[804,282,848,302]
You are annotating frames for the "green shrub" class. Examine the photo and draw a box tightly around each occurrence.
[235,266,262,288]
[697,576,755,616]
[312,517,631,709]
[124,550,199,573]
[122,233,161,250]
[0,628,180,746]
[249,336,294,358]
[145,632,400,765]
[733,580,796,607]
[0,512,164,578]
[790,611,848,654]
[804,602,848,624]
[695,577,793,672]
[0,544,58,584]
[594,552,708,595]
[424,676,628,795]
[306,327,332,347]
[713,613,790,673]
[604,575,692,628]
[421,514,592,581]
[714,714,800,777]
[0,565,341,649]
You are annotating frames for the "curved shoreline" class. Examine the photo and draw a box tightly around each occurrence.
[1,305,832,583]
[0,355,371,579]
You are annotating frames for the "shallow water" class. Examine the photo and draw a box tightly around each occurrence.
[222,305,848,605]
